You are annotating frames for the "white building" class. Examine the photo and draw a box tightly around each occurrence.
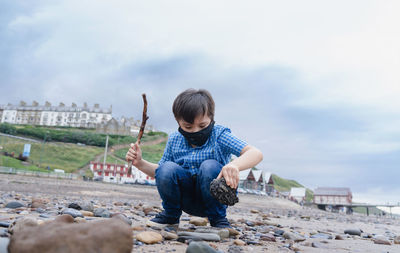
[0,101,112,128]
[289,187,306,203]
[90,161,155,185]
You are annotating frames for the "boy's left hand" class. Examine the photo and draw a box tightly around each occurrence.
[217,164,239,189]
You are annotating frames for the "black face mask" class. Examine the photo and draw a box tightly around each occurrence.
[179,121,215,147]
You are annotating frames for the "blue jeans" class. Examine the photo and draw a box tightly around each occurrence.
[155,159,227,223]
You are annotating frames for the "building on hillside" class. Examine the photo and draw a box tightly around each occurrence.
[239,169,274,194]
[289,187,306,204]
[90,161,155,185]
[0,101,112,128]
[313,187,352,206]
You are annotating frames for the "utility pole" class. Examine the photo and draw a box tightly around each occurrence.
[102,135,109,178]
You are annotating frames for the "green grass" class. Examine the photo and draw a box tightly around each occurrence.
[114,141,166,164]
[0,155,48,172]
[99,154,127,165]
[272,174,314,202]
[0,136,103,173]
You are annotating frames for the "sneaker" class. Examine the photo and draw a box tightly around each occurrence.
[210,217,232,228]
[146,213,179,229]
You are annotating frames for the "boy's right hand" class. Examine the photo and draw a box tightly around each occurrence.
[126,143,142,167]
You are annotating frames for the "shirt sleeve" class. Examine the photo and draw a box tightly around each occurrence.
[218,129,248,157]
[158,136,173,166]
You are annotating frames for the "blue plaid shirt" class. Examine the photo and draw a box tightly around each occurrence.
[159,124,247,175]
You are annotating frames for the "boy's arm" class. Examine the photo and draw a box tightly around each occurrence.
[218,145,263,188]
[126,143,158,178]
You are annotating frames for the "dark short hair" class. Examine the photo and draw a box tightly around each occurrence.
[172,89,215,123]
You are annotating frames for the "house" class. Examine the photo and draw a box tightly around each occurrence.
[289,187,306,203]
[89,162,155,185]
[239,169,274,194]
[313,187,352,206]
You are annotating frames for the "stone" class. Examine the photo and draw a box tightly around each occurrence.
[94,208,111,218]
[245,221,254,227]
[310,233,332,239]
[189,217,208,226]
[394,235,400,244]
[260,233,276,242]
[19,210,29,215]
[111,213,132,226]
[80,202,94,212]
[312,242,328,248]
[233,239,246,246]
[67,203,82,210]
[8,218,132,253]
[373,235,391,245]
[8,217,38,234]
[344,229,361,236]
[161,230,178,240]
[186,241,218,253]
[178,232,220,241]
[0,222,10,228]
[80,210,94,217]
[283,231,306,242]
[132,226,145,231]
[30,198,48,209]
[136,231,163,244]
[62,208,83,218]
[274,229,285,236]
[74,217,87,223]
[55,214,74,223]
[227,227,240,236]
[0,237,9,253]
[250,209,259,214]
[5,202,24,209]
[195,228,229,239]
[335,234,344,240]
[228,245,243,253]
[209,178,238,206]
[143,207,155,216]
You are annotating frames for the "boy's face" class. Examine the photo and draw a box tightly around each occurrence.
[178,114,212,133]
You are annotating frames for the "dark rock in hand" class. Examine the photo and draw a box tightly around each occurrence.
[210,178,238,206]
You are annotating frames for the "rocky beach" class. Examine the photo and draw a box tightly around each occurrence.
[1,174,399,253]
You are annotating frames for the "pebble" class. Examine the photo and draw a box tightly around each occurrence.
[80,210,94,217]
[227,228,240,236]
[344,229,361,236]
[74,217,87,223]
[233,239,246,246]
[161,230,178,240]
[195,228,229,239]
[136,231,163,244]
[111,213,132,226]
[31,198,48,209]
[177,232,221,241]
[189,217,208,226]
[373,235,391,245]
[228,245,243,253]
[260,233,276,242]
[62,208,84,218]
[283,231,306,242]
[5,201,24,209]
[394,235,400,244]
[94,208,111,218]
[8,217,38,234]
[186,241,218,253]
[80,202,94,212]
[68,203,82,210]
[0,222,10,228]
[310,233,332,239]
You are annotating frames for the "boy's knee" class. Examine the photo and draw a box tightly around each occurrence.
[199,159,221,177]
[156,161,179,180]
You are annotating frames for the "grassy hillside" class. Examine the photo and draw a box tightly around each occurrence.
[0,155,47,172]
[0,136,103,173]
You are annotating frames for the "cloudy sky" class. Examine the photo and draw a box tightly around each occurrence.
[1,0,400,205]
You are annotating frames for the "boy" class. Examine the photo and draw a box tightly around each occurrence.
[126,89,263,228]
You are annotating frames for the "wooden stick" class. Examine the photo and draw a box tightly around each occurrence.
[128,93,149,174]
[136,94,149,144]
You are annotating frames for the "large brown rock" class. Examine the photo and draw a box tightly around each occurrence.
[8,218,132,253]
